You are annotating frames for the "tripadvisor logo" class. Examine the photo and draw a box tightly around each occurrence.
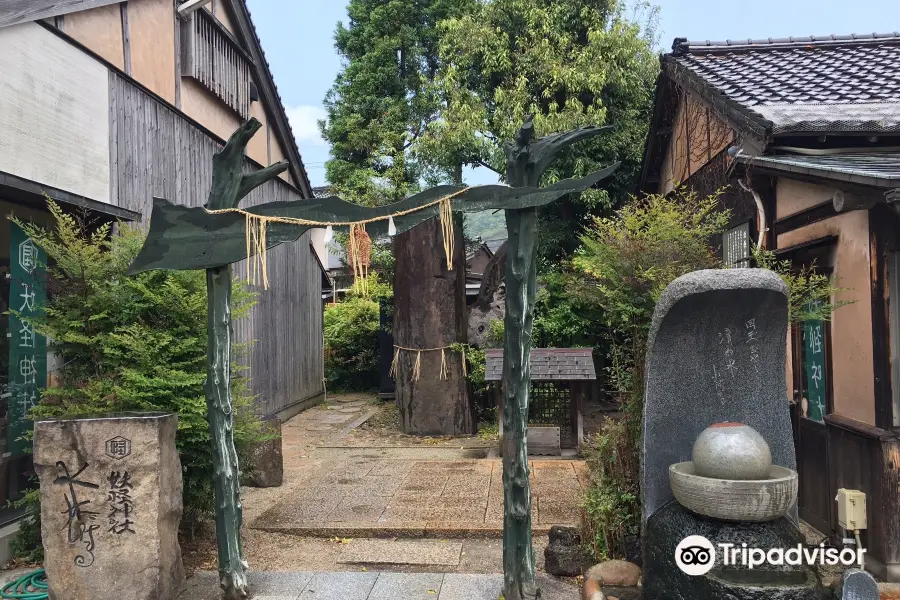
[675,535,866,576]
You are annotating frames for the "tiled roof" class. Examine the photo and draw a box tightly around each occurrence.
[484,348,596,382]
[666,33,900,135]
[312,185,333,199]
[735,151,900,188]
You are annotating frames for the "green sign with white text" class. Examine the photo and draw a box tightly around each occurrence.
[802,301,827,422]
[7,222,47,456]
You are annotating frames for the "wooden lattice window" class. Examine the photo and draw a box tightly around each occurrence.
[181,9,252,118]
[529,382,574,448]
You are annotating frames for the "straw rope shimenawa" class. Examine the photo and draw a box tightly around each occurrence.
[389,344,467,382]
[206,187,472,290]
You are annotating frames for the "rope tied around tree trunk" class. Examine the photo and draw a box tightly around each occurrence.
[389,344,467,382]
[208,188,470,290]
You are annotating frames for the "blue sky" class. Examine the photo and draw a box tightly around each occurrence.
[246,0,900,187]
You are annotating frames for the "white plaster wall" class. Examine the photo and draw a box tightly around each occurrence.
[0,22,110,203]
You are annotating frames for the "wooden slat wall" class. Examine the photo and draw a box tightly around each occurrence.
[108,71,324,416]
[181,8,251,119]
[825,416,900,577]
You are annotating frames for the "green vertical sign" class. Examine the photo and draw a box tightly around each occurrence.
[7,222,47,456]
[802,301,826,422]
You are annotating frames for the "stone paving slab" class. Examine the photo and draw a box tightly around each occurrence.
[301,572,380,599]
[438,574,500,600]
[368,572,445,599]
[252,458,584,538]
[179,571,579,600]
[339,539,463,566]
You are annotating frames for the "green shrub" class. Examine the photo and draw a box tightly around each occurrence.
[324,287,382,391]
[17,202,263,535]
[581,418,639,560]
[9,488,42,564]
[753,247,849,322]
[572,188,730,559]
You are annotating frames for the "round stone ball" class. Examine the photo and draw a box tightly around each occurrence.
[691,422,772,480]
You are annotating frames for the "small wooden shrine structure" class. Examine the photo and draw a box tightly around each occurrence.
[486,348,595,454]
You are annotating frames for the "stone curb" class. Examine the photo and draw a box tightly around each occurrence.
[252,523,564,539]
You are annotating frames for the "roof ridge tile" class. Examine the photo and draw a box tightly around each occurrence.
[673,32,900,54]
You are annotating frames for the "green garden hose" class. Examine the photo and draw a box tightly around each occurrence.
[0,569,47,600]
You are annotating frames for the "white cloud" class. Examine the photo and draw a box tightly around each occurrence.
[286,105,327,147]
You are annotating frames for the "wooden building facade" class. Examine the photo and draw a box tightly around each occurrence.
[640,34,900,581]
[0,1,326,435]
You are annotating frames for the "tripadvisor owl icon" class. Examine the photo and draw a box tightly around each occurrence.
[675,535,716,576]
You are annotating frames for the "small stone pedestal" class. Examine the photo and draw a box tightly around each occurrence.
[34,412,185,600]
[249,416,283,488]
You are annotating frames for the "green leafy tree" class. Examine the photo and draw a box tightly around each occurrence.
[18,202,262,530]
[321,0,475,205]
[419,0,660,265]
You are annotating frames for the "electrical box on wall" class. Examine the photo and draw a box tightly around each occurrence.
[837,489,867,530]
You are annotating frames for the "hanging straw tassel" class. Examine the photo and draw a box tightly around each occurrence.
[460,347,467,377]
[348,223,362,296]
[412,351,422,382]
[439,348,449,380]
[245,212,255,284]
[439,196,454,271]
[387,215,397,237]
[389,347,400,379]
[356,225,371,296]
[244,213,272,289]
[256,218,270,289]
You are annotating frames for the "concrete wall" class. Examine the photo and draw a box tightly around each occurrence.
[181,77,242,143]
[0,22,110,203]
[778,198,875,425]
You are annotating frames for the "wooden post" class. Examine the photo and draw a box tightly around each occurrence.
[205,264,247,598]
[499,118,614,599]
[502,120,540,600]
[501,205,539,599]
[204,118,287,599]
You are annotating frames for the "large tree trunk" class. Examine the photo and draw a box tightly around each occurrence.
[393,216,473,435]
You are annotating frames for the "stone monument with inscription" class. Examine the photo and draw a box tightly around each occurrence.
[34,412,184,600]
[641,269,822,599]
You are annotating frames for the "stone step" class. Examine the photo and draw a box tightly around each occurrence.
[338,539,463,566]
[309,446,490,460]
[251,521,565,539]
[181,571,579,600]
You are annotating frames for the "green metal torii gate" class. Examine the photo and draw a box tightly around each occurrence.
[127,117,616,600]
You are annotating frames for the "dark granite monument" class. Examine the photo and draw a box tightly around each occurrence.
[641,269,822,600]
[642,269,796,522]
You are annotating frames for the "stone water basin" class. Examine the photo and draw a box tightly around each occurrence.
[669,462,798,522]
